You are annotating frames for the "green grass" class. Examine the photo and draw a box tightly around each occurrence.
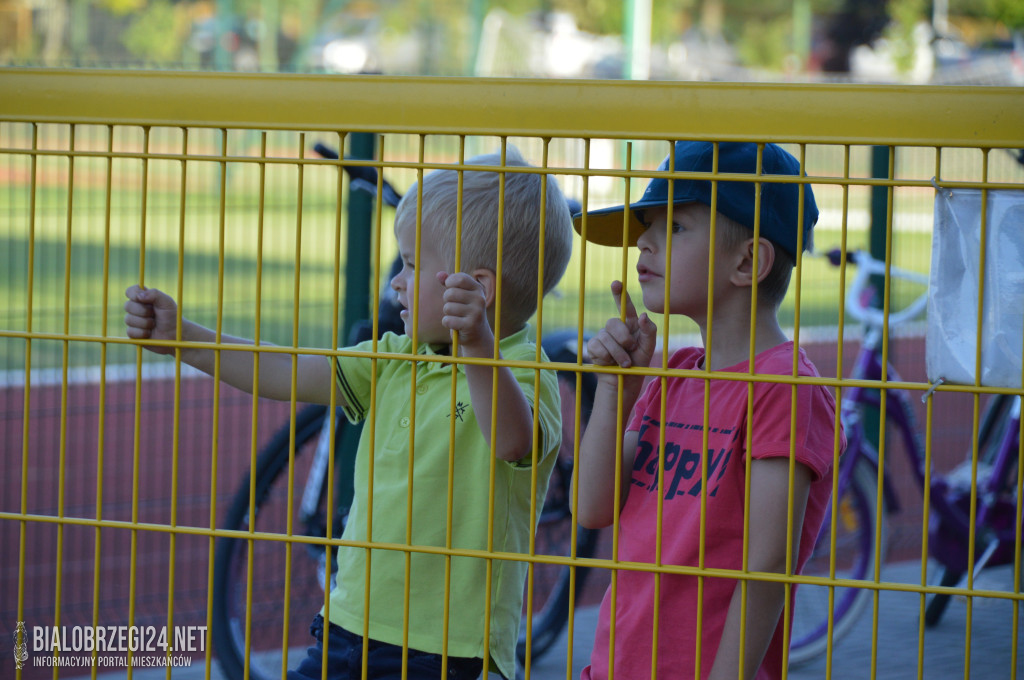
[2,181,376,371]
[2,186,935,373]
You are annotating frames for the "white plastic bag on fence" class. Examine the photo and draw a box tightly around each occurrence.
[926,187,1024,389]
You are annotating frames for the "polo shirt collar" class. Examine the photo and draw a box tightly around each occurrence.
[415,324,534,371]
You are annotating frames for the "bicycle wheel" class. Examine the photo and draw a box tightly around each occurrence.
[517,367,599,667]
[923,566,963,627]
[789,455,888,665]
[924,394,1017,628]
[212,404,344,680]
[976,394,1017,464]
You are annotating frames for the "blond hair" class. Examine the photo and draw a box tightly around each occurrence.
[395,146,573,330]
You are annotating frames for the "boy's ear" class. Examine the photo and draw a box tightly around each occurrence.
[730,237,776,288]
[471,268,498,308]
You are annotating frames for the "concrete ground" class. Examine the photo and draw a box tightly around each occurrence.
[71,561,1021,680]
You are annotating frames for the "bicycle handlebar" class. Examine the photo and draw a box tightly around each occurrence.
[312,142,585,217]
[825,249,929,330]
[313,142,403,208]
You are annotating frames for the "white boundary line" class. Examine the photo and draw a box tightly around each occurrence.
[0,361,208,389]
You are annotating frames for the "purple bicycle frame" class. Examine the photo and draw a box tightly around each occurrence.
[839,329,1022,574]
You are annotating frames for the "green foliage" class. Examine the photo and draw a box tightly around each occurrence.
[737,16,792,69]
[120,0,187,63]
[98,0,147,15]
[10,0,1021,74]
[951,0,1024,28]
[483,0,613,35]
[986,0,1024,29]
[885,0,926,72]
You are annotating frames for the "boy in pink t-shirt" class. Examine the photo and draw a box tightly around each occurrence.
[572,141,844,680]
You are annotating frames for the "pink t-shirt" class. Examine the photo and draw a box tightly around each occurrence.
[582,342,841,680]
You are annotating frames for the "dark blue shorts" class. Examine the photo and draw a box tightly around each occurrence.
[287,615,484,680]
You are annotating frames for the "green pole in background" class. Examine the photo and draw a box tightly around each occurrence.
[70,0,89,64]
[864,144,892,451]
[793,0,811,69]
[469,0,487,75]
[215,0,233,70]
[336,131,377,511]
[259,0,279,72]
[870,145,891,268]
[342,132,376,342]
[623,0,652,79]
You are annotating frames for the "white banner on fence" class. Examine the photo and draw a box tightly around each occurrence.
[927,187,1024,388]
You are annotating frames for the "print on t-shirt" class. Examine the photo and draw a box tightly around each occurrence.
[632,414,741,500]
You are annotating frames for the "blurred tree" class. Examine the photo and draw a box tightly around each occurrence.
[100,0,146,11]
[13,0,1019,72]
[885,0,926,73]
[121,0,188,63]
[987,0,1024,28]
[706,0,832,69]
[950,0,1024,30]
[737,15,792,70]
[549,0,845,69]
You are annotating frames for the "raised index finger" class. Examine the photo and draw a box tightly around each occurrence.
[611,280,638,322]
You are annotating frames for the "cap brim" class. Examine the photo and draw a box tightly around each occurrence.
[572,203,643,247]
[573,197,694,247]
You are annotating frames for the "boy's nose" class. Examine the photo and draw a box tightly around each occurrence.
[636,226,655,253]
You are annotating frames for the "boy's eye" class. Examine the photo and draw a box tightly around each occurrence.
[670,221,683,234]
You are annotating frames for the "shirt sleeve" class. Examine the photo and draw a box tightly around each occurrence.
[747,380,838,482]
[333,332,411,424]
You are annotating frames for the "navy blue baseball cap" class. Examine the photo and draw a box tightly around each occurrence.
[573,141,818,260]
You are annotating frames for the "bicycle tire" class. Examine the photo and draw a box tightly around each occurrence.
[517,361,599,668]
[212,403,341,680]
[923,566,962,627]
[923,393,1016,628]
[976,394,1016,464]
[789,455,888,665]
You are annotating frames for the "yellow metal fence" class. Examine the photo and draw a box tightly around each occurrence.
[2,69,1023,680]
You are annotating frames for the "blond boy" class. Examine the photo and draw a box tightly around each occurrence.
[126,147,573,679]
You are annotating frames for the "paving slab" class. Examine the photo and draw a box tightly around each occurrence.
[66,562,1021,680]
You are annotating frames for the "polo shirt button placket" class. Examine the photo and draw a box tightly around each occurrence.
[400,416,410,428]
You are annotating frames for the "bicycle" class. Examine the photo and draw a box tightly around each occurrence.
[210,150,599,680]
[788,248,1022,664]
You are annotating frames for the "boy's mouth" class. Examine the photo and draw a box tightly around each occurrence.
[395,296,410,320]
[637,264,660,282]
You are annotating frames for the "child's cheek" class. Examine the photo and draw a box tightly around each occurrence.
[640,287,664,315]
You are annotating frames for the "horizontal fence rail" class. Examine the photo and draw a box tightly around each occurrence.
[2,69,1023,146]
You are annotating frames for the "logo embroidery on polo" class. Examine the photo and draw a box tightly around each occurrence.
[448,402,468,422]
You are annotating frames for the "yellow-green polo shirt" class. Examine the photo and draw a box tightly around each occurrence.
[326,325,560,679]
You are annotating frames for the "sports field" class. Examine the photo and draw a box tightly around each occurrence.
[9,124,1011,374]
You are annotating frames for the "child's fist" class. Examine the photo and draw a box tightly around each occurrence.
[124,285,179,355]
[437,271,493,350]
